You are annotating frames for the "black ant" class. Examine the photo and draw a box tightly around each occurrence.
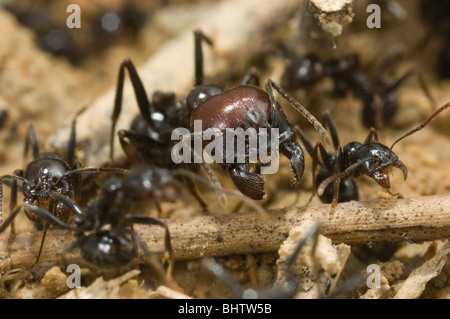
[22,167,176,285]
[296,102,449,211]
[111,29,331,201]
[281,50,433,129]
[0,110,128,267]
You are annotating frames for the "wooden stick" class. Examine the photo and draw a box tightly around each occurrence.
[1,195,449,270]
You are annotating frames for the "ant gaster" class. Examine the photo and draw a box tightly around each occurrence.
[183,32,332,200]
[0,110,128,267]
[24,167,176,283]
[111,30,331,201]
[281,50,433,129]
[297,103,449,211]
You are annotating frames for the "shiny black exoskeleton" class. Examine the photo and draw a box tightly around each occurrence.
[296,103,449,211]
[281,52,431,129]
[25,167,176,278]
[0,120,82,267]
[0,112,128,267]
[295,113,359,204]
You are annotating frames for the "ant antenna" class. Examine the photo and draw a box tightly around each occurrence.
[390,102,449,151]
[63,166,131,177]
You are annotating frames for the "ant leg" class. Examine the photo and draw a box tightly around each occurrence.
[322,112,340,150]
[117,129,173,167]
[27,198,61,269]
[110,58,160,162]
[202,258,247,298]
[1,170,25,250]
[6,175,18,250]
[228,162,265,200]
[280,140,305,187]
[294,125,314,157]
[126,215,174,279]
[117,130,144,165]
[66,106,87,167]
[24,122,39,161]
[179,163,209,213]
[294,125,317,205]
[267,79,332,147]
[66,107,83,202]
[240,67,260,86]
[194,29,213,87]
[364,127,379,144]
[330,147,343,213]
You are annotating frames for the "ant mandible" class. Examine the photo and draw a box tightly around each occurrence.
[297,102,449,212]
[0,109,128,267]
[281,50,433,129]
[110,29,331,201]
[24,167,176,284]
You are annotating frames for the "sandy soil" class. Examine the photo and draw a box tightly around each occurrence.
[0,0,449,299]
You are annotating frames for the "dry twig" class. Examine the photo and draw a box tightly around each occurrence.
[1,194,449,270]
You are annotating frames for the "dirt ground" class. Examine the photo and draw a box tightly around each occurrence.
[0,0,449,299]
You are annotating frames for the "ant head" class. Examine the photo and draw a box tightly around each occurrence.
[186,85,223,119]
[23,156,72,201]
[356,142,407,189]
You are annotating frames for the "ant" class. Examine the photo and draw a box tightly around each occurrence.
[183,34,332,200]
[111,29,331,201]
[0,109,128,267]
[296,102,449,212]
[281,49,433,129]
[23,167,176,284]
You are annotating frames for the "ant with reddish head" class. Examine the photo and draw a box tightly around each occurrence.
[0,109,129,268]
[295,102,449,212]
